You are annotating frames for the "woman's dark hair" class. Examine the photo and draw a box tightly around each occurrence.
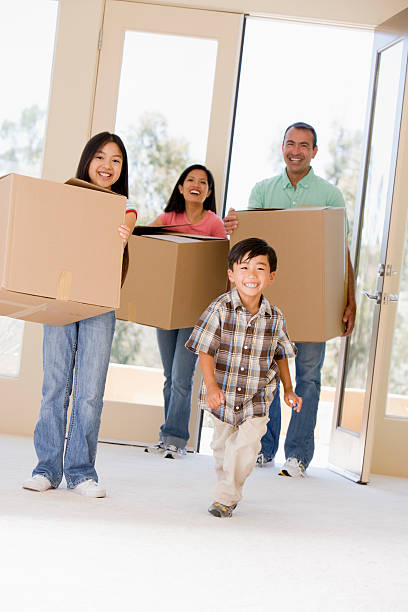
[76,131,129,198]
[76,132,130,286]
[164,164,216,213]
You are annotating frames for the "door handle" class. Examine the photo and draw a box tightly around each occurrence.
[362,290,381,304]
[362,290,399,305]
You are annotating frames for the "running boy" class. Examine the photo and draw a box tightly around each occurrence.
[185,237,301,517]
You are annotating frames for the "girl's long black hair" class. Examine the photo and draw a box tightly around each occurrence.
[76,132,130,285]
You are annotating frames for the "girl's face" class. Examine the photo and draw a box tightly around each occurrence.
[178,169,211,206]
[88,141,123,189]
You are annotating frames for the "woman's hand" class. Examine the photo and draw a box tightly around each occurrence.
[118,224,131,245]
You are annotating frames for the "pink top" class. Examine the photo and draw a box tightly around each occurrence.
[159,210,227,238]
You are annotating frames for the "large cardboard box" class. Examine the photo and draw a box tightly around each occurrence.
[0,174,125,325]
[230,207,347,341]
[117,233,229,329]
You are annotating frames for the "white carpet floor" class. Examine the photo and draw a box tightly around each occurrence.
[1,434,407,612]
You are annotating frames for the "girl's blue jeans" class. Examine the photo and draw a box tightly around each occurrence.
[32,310,116,488]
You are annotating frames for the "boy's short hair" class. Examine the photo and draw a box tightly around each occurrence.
[228,238,277,272]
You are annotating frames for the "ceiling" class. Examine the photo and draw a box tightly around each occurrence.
[135,0,408,28]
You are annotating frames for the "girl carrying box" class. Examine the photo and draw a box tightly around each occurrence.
[23,132,136,498]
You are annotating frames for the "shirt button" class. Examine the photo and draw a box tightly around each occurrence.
[240,367,244,371]
[237,387,242,391]
[235,406,240,411]
[244,346,248,350]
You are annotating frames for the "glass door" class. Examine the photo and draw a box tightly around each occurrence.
[92,1,243,448]
[329,20,408,481]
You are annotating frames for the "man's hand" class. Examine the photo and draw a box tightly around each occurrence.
[206,384,225,410]
[341,301,356,336]
[223,208,238,235]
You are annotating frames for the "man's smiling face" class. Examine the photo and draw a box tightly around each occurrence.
[282,127,318,177]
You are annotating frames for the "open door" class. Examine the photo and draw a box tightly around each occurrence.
[329,10,408,482]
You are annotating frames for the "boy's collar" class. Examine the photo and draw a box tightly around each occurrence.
[230,287,272,317]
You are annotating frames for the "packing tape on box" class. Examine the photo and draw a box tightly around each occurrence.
[57,270,72,301]
[0,300,48,320]
[128,303,137,321]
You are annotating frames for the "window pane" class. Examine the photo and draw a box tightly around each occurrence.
[340,41,404,432]
[111,31,218,368]
[226,17,372,439]
[0,0,58,377]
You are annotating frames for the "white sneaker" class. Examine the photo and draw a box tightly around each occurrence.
[163,444,187,459]
[279,457,306,478]
[73,479,106,498]
[22,474,53,492]
[144,441,165,455]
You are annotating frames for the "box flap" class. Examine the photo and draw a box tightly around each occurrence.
[65,177,124,197]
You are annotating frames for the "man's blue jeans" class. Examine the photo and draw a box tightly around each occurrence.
[32,311,116,488]
[156,327,198,449]
[261,342,326,468]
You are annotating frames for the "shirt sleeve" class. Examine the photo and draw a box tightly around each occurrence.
[185,302,221,357]
[126,200,137,218]
[274,314,297,360]
[210,213,227,238]
[248,181,263,209]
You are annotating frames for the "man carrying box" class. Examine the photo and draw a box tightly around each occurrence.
[224,121,356,477]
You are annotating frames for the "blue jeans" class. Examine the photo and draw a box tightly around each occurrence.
[156,327,198,449]
[32,310,116,488]
[261,342,326,468]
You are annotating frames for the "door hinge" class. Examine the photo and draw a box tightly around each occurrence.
[98,29,103,50]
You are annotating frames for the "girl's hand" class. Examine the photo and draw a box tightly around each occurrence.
[206,384,225,410]
[284,390,302,413]
[118,224,131,245]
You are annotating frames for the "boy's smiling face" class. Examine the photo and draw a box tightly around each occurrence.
[228,253,275,304]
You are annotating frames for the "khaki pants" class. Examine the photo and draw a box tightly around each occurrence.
[210,413,269,506]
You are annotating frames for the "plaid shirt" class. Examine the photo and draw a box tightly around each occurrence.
[185,288,296,426]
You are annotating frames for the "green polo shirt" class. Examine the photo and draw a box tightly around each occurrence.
[248,167,345,210]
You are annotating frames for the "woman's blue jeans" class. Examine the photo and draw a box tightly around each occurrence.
[156,327,198,449]
[32,310,116,488]
[261,341,326,468]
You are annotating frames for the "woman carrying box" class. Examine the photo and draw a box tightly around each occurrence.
[23,132,137,498]
[146,164,227,459]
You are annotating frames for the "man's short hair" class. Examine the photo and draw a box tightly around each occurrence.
[283,122,317,148]
[228,238,277,272]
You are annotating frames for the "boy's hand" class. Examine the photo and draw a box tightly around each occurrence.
[284,390,302,413]
[206,384,225,410]
[223,208,238,235]
[118,224,131,245]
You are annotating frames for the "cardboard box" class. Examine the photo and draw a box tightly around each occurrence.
[230,208,347,341]
[0,174,125,325]
[117,233,229,329]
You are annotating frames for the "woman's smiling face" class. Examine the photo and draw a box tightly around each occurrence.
[178,169,211,205]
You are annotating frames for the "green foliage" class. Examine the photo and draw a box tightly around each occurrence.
[0,105,45,176]
[125,111,191,224]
